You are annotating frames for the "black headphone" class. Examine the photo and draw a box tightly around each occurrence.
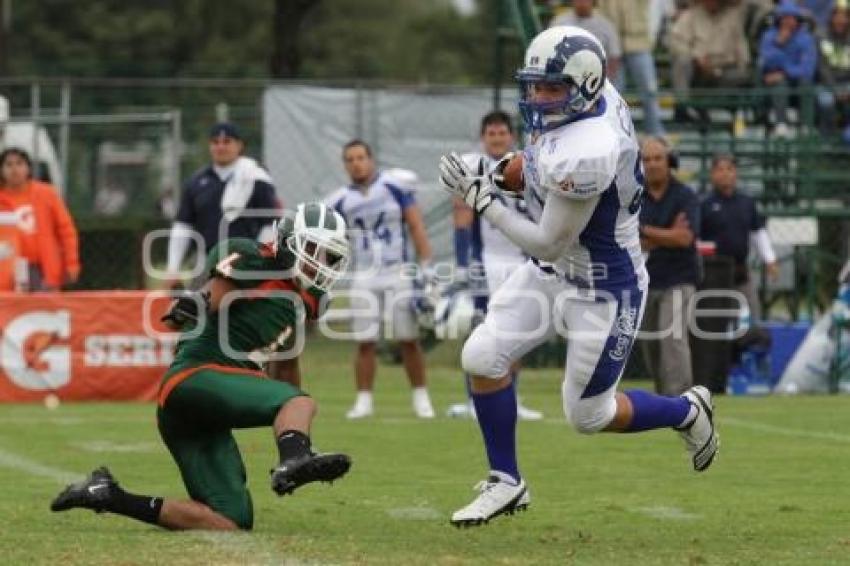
[645,135,679,170]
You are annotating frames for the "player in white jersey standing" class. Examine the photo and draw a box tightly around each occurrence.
[451,110,543,421]
[326,140,435,419]
[439,26,719,526]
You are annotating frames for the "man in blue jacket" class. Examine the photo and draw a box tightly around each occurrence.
[759,1,819,137]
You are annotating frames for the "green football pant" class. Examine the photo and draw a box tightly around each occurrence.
[157,364,306,529]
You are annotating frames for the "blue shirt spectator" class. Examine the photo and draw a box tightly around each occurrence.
[759,3,818,82]
[640,178,701,289]
[759,2,819,134]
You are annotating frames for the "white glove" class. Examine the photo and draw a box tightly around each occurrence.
[438,152,494,214]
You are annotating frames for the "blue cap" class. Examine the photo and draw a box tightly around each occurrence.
[209,122,242,140]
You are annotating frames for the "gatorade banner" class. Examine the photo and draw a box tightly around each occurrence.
[0,292,177,402]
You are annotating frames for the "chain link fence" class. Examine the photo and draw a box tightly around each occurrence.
[0,79,847,318]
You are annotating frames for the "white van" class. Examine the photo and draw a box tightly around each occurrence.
[0,95,64,194]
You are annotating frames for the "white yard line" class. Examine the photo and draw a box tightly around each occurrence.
[386,505,442,520]
[0,445,81,484]
[632,505,701,521]
[194,532,333,566]
[721,417,850,444]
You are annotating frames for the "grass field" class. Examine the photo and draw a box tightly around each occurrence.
[2,339,849,565]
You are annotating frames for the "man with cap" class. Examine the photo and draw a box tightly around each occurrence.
[166,122,280,289]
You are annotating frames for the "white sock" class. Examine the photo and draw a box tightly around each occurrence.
[355,391,373,407]
[412,387,431,405]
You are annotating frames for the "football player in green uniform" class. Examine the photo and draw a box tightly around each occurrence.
[51,202,352,531]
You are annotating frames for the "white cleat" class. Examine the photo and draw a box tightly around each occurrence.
[676,386,719,472]
[450,471,529,527]
[345,402,374,420]
[517,403,543,421]
[413,397,435,419]
[446,402,475,419]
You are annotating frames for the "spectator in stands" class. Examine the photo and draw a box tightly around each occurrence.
[597,0,667,135]
[670,0,752,123]
[638,137,699,395]
[165,122,280,289]
[759,1,819,137]
[700,153,779,322]
[816,3,850,139]
[550,0,622,80]
[0,147,79,291]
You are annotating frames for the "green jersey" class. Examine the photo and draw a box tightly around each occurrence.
[170,238,324,371]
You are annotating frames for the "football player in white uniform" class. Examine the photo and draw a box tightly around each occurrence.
[439,26,719,527]
[326,140,435,419]
[451,110,543,421]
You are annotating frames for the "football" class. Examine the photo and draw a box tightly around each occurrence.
[501,153,524,193]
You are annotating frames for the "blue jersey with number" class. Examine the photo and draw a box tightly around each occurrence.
[521,82,647,292]
[324,170,415,271]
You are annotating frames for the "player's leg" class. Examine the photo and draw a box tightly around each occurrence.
[51,411,248,531]
[452,263,557,526]
[560,287,718,471]
[348,282,383,418]
[157,413,256,530]
[484,260,543,421]
[166,368,352,495]
[390,273,434,418]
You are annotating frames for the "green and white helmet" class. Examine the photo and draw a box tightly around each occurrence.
[277,202,350,292]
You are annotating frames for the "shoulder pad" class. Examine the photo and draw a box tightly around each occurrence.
[383,168,418,192]
[535,128,618,199]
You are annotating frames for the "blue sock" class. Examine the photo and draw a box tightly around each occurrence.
[471,382,519,481]
[624,389,691,432]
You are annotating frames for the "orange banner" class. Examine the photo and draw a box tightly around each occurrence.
[0,291,177,402]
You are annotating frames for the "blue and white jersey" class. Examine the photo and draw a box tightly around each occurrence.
[520,82,647,292]
[324,169,416,272]
[461,152,531,266]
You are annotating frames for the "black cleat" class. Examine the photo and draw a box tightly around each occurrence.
[51,466,117,513]
[270,452,351,496]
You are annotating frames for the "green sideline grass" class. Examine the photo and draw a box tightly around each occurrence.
[1,339,849,565]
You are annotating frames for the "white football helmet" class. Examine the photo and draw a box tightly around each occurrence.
[516,26,607,133]
[280,202,350,293]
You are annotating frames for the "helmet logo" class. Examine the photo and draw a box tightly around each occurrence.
[546,36,606,94]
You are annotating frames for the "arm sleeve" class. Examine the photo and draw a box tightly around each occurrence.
[483,190,599,262]
[751,228,777,264]
[668,11,692,59]
[682,189,700,238]
[250,180,281,242]
[386,183,415,210]
[167,221,194,274]
[785,34,818,81]
[175,181,196,225]
[49,190,80,273]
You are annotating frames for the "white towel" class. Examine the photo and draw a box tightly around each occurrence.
[221,156,274,223]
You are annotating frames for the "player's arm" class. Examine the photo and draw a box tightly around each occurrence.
[403,204,433,263]
[453,197,474,269]
[483,192,599,262]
